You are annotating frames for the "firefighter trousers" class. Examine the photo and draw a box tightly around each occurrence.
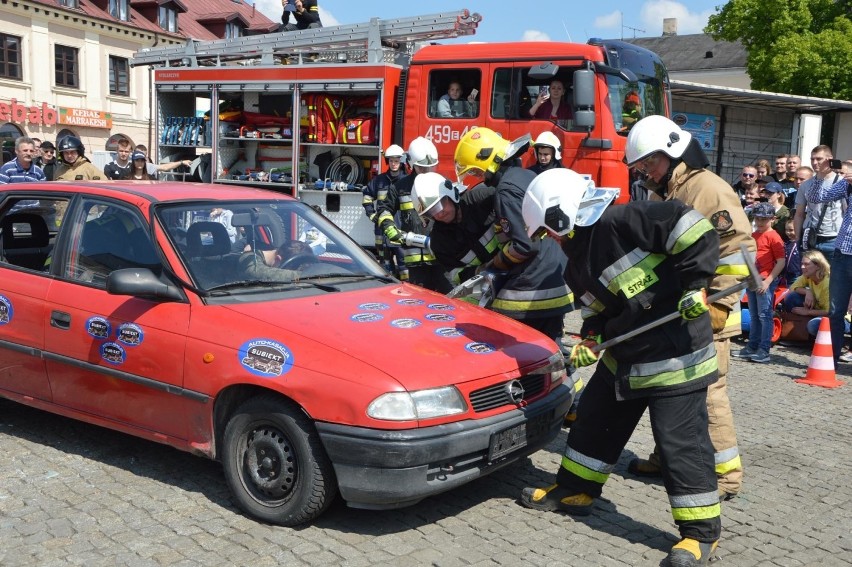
[556,364,721,543]
[646,338,742,494]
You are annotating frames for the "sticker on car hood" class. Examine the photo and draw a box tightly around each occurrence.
[0,295,12,324]
[239,338,294,377]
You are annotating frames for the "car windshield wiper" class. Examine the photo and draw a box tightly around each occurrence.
[204,279,340,294]
[300,273,397,284]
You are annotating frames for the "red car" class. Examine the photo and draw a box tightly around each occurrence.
[0,181,573,526]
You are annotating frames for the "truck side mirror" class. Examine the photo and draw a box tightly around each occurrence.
[573,69,595,129]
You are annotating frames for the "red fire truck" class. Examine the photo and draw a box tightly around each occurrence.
[133,9,671,247]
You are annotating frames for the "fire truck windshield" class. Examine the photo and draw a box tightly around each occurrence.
[608,75,667,135]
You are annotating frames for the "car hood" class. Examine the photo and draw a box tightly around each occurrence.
[219,283,558,389]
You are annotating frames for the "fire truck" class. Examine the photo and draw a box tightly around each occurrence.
[132,9,671,247]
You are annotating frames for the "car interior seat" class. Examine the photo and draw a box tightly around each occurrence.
[185,221,235,287]
[1,213,52,270]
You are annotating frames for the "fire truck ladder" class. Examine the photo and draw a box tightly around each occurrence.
[131,9,482,68]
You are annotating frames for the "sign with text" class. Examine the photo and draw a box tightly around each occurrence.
[59,107,113,129]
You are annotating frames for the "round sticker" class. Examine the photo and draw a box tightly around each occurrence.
[117,323,144,346]
[425,313,455,322]
[351,313,384,323]
[465,342,496,354]
[427,303,455,311]
[86,316,112,339]
[239,339,294,377]
[397,298,425,306]
[435,327,464,338]
[0,295,13,325]
[358,302,390,311]
[390,318,421,329]
[100,342,126,365]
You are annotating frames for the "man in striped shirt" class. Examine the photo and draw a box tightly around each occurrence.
[0,137,45,184]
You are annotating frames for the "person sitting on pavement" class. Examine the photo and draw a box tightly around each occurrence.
[518,167,722,567]
[778,250,844,339]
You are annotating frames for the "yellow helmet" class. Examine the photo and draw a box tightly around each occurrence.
[454,127,512,180]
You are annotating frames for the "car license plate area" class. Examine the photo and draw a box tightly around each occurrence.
[488,413,549,461]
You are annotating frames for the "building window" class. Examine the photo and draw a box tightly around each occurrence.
[108,0,129,21]
[58,0,79,8]
[109,56,129,96]
[55,45,79,88]
[158,6,178,33]
[0,33,22,81]
[225,22,243,39]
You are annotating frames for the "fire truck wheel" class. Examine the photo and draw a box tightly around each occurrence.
[279,253,319,271]
[222,395,337,526]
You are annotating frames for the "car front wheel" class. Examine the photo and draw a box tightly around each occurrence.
[222,395,336,526]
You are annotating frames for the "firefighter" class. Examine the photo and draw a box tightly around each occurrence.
[375,137,452,292]
[362,144,407,272]
[54,136,105,181]
[519,167,722,567]
[527,131,563,175]
[453,127,573,340]
[623,115,755,502]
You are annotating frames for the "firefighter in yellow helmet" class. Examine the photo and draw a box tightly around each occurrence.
[452,127,573,340]
[519,167,722,567]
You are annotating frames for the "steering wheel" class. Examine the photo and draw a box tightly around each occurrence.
[280,253,319,271]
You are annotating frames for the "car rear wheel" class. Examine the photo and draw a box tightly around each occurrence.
[222,395,337,526]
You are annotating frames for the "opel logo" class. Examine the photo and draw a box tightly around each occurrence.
[505,380,525,404]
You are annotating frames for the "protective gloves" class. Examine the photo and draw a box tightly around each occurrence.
[383,224,403,245]
[569,335,601,368]
[678,289,709,321]
[709,304,730,333]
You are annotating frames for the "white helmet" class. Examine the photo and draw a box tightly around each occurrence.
[522,168,619,236]
[532,131,562,160]
[624,115,692,167]
[407,137,439,168]
[411,171,460,218]
[384,144,405,163]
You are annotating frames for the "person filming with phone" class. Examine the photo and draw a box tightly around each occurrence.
[529,79,571,121]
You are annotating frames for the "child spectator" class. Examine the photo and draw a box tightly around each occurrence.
[781,219,802,287]
[733,202,786,363]
[779,251,833,337]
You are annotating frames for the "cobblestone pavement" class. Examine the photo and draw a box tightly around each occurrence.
[2,313,852,566]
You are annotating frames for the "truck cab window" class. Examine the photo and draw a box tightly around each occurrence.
[428,70,481,119]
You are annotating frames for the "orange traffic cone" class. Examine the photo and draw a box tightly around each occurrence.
[795,317,845,388]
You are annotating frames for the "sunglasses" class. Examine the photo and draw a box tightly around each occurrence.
[741,173,755,178]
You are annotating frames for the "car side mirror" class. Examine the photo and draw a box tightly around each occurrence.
[107,268,184,301]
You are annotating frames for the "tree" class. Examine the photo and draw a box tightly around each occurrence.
[705,0,852,100]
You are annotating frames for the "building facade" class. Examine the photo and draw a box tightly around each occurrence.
[0,0,276,165]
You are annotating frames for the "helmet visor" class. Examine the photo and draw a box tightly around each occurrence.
[575,187,620,227]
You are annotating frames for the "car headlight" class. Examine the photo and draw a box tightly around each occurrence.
[367,386,467,421]
[541,351,567,387]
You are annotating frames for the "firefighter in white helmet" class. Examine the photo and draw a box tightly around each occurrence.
[623,115,755,504]
[362,144,407,272]
[452,126,573,340]
[375,137,452,292]
[527,131,563,175]
[518,167,722,567]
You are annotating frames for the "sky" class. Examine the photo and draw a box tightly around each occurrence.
[254,1,724,43]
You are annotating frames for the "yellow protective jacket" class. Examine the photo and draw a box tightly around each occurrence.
[649,162,756,339]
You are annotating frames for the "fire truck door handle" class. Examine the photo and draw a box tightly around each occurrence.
[50,311,71,330]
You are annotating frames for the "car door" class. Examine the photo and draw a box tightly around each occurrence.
[43,196,193,440]
[0,196,67,402]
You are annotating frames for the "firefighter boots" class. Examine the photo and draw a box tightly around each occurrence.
[667,538,718,567]
[519,484,593,515]
[627,456,662,477]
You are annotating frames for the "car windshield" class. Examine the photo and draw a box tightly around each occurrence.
[156,200,387,292]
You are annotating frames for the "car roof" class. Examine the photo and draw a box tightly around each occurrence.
[0,181,297,205]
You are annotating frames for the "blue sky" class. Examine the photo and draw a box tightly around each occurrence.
[254,1,723,43]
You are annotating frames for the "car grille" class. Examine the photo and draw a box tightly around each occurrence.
[468,373,547,412]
